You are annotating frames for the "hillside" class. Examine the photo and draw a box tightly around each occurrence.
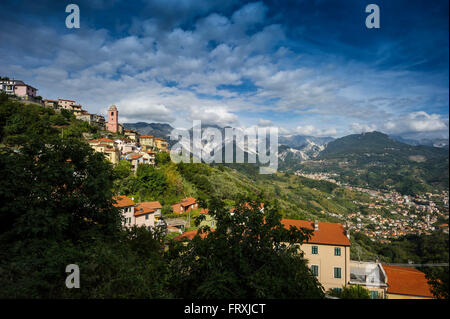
[290,132,449,195]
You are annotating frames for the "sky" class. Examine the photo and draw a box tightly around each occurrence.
[0,0,448,139]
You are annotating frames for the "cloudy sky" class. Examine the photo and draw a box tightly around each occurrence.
[0,0,448,139]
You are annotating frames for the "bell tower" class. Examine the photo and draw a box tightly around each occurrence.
[107,105,118,133]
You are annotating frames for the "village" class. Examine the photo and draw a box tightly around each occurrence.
[1,77,444,299]
[296,171,449,242]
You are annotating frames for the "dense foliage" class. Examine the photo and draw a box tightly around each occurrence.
[168,197,324,298]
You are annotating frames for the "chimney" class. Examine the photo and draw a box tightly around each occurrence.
[314,220,319,231]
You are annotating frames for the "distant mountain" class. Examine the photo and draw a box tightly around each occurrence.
[279,135,334,149]
[390,135,449,149]
[293,131,449,195]
[320,131,447,161]
[123,122,174,139]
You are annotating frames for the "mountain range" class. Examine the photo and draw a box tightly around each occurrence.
[124,122,448,194]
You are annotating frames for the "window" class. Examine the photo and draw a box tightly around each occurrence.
[370,291,379,299]
[311,265,319,277]
[334,267,342,279]
[333,288,342,294]
[311,246,318,254]
[145,215,149,220]
[334,247,341,256]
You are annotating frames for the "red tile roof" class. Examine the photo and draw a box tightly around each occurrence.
[199,208,209,214]
[88,138,114,144]
[180,197,197,207]
[171,203,183,214]
[140,135,154,138]
[113,196,135,208]
[382,265,433,298]
[134,201,162,216]
[280,219,351,246]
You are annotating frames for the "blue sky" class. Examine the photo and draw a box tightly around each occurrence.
[0,0,448,139]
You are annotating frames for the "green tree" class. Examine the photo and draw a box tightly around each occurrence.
[167,196,324,298]
[328,285,371,299]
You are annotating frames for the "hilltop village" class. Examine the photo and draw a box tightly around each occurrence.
[0,77,444,299]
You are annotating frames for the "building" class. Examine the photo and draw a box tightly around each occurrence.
[107,105,119,133]
[281,219,351,292]
[58,99,75,110]
[134,201,163,229]
[349,261,388,299]
[122,152,155,172]
[113,196,136,228]
[43,99,59,109]
[382,264,434,299]
[154,137,169,152]
[124,129,140,143]
[88,138,120,164]
[172,197,198,214]
[140,135,155,150]
[72,104,82,116]
[115,139,139,154]
[76,111,106,128]
[0,79,38,100]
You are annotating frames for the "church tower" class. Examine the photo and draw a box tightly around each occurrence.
[107,105,118,133]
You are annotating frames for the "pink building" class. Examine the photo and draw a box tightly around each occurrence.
[107,105,119,133]
[14,83,37,98]
[58,99,75,110]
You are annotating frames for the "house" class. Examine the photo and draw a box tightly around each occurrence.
[43,99,59,109]
[281,219,351,292]
[134,201,162,229]
[382,264,434,299]
[349,261,388,299]
[0,79,38,100]
[115,139,139,154]
[154,137,169,152]
[123,152,155,172]
[140,135,155,150]
[113,196,136,227]
[198,209,217,228]
[172,197,198,214]
[124,129,140,143]
[58,99,75,110]
[88,138,120,164]
[72,104,83,116]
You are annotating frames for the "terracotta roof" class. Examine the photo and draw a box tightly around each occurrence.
[88,138,114,144]
[134,201,162,216]
[382,265,433,298]
[140,135,154,138]
[280,219,351,246]
[180,197,197,207]
[131,154,143,160]
[199,208,209,214]
[59,99,75,102]
[113,196,135,208]
[171,203,183,214]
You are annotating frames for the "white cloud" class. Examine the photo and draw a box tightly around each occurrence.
[295,125,337,137]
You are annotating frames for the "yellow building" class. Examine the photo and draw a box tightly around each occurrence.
[154,137,168,152]
[281,219,351,292]
[88,138,120,164]
[140,135,155,150]
[124,129,140,143]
